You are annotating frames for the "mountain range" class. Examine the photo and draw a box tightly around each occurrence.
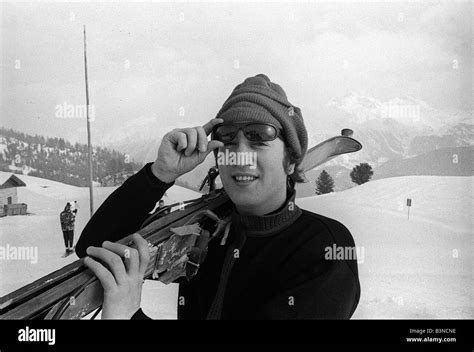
[89,92,471,195]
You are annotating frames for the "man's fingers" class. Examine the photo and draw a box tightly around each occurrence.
[183,128,197,156]
[102,241,139,275]
[86,246,128,285]
[83,257,117,292]
[118,233,150,276]
[130,234,151,276]
[167,118,223,155]
[203,118,223,135]
[196,139,224,164]
[206,140,224,154]
[168,131,187,152]
[196,127,208,153]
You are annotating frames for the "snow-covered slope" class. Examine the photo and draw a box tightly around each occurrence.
[1,173,471,319]
[0,172,199,318]
[297,176,473,319]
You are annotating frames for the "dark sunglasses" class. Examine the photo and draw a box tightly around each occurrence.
[212,122,281,143]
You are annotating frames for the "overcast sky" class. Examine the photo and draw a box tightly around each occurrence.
[0,1,471,145]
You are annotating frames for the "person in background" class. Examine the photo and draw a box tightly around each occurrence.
[60,202,78,256]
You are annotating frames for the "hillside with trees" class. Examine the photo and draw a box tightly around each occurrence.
[0,128,142,187]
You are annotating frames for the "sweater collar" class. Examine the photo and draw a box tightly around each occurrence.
[230,188,302,237]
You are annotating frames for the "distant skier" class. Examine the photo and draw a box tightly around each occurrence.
[60,202,77,257]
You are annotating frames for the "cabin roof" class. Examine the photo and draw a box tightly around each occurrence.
[0,174,27,189]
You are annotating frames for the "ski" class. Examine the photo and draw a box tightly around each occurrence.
[296,128,362,182]
[0,129,361,320]
[0,192,231,319]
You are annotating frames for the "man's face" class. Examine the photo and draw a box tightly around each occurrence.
[217,130,290,215]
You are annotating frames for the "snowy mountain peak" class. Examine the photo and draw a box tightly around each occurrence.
[326,92,467,132]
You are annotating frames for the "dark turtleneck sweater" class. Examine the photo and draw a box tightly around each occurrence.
[76,163,360,320]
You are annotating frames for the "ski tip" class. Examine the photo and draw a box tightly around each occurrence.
[341,128,353,137]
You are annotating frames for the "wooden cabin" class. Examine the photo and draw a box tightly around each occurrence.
[0,174,27,216]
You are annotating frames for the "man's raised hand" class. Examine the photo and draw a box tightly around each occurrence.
[151,118,224,183]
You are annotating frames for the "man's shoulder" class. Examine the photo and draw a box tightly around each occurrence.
[296,208,355,247]
[278,209,358,279]
[299,209,350,232]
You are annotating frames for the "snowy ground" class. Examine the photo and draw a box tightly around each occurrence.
[298,176,473,319]
[0,172,472,319]
[0,172,192,319]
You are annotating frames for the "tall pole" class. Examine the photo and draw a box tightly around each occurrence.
[83,25,94,217]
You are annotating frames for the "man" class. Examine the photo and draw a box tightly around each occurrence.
[60,202,77,256]
[76,74,360,319]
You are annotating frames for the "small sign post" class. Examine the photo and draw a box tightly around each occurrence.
[406,198,412,219]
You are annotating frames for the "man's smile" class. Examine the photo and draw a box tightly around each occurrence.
[231,173,259,185]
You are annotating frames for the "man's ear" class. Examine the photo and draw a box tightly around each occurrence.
[286,163,295,175]
[283,159,295,175]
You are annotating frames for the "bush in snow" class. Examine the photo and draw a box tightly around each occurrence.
[350,163,374,185]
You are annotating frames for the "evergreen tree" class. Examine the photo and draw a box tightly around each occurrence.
[315,170,335,195]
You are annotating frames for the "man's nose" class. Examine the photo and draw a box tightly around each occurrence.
[233,131,253,153]
[230,131,257,169]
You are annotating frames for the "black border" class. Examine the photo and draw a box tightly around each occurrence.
[0,320,472,348]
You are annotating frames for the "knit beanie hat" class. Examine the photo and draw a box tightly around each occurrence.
[215,74,308,182]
